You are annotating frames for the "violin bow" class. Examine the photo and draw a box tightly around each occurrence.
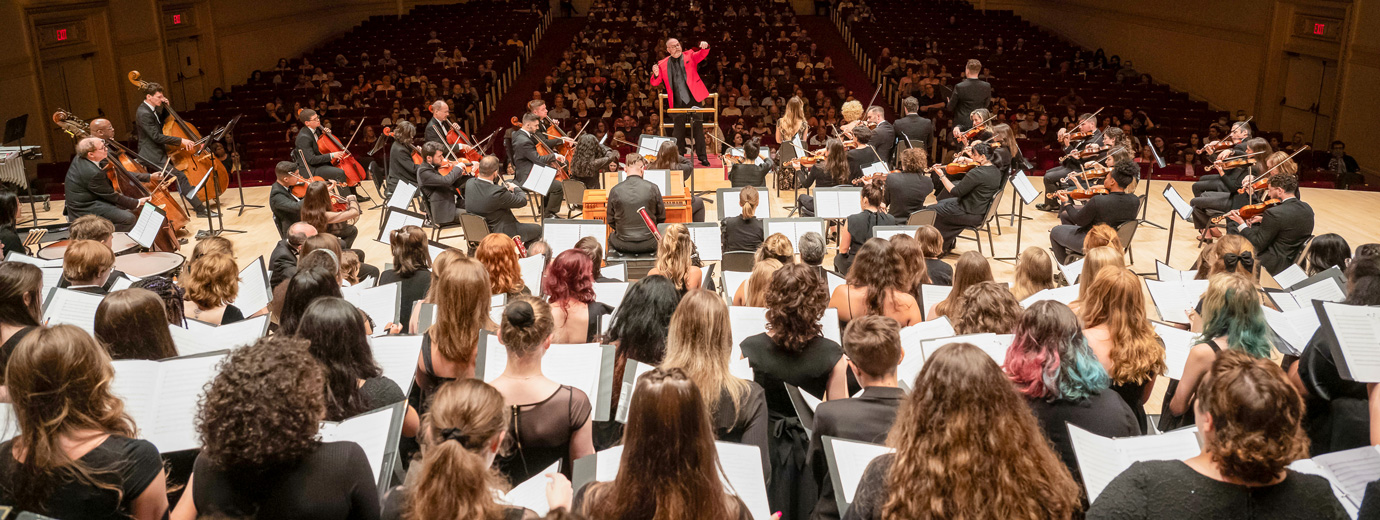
[864,84,882,110]
[1072,107,1104,132]
[1217,149,1268,162]
[1241,146,1309,193]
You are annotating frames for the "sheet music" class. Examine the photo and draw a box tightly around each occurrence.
[1020,285,1081,308]
[1274,264,1308,289]
[1292,276,1347,304]
[729,356,753,380]
[821,308,841,344]
[522,164,558,195]
[687,223,722,261]
[4,252,61,268]
[798,388,822,412]
[601,262,626,281]
[637,135,674,157]
[387,181,418,210]
[1155,261,1196,283]
[544,220,607,258]
[39,267,63,293]
[813,188,863,219]
[723,271,751,304]
[318,404,397,485]
[872,226,918,241]
[763,219,824,252]
[519,254,546,297]
[1071,423,1201,502]
[168,315,268,356]
[128,203,166,249]
[428,241,449,262]
[715,442,772,520]
[1061,259,1086,284]
[0,404,18,444]
[919,285,953,319]
[1162,185,1193,221]
[828,438,895,504]
[377,209,425,245]
[825,270,847,296]
[344,282,401,325]
[1010,171,1040,205]
[1322,302,1380,382]
[860,162,888,179]
[481,339,604,402]
[1144,279,1209,324]
[1309,446,1380,510]
[593,282,630,312]
[368,335,425,395]
[630,169,670,196]
[1151,322,1197,379]
[899,318,956,354]
[615,362,657,423]
[236,257,271,314]
[919,333,1011,365]
[502,462,561,515]
[110,275,136,292]
[1263,307,1321,357]
[41,288,104,336]
[112,354,227,452]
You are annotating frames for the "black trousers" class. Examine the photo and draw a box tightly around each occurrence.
[1049,224,1088,264]
[72,204,136,232]
[672,113,707,160]
[1192,175,1225,197]
[165,166,207,212]
[1042,166,1075,203]
[514,223,543,247]
[931,198,985,252]
[610,234,657,255]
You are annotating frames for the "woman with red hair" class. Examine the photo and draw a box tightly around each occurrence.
[475,233,528,299]
[543,250,614,343]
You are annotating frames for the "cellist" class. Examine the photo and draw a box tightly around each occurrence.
[294,109,359,198]
[63,137,148,231]
[424,100,479,156]
[510,113,566,218]
[135,82,214,217]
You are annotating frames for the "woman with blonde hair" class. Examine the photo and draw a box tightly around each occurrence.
[415,254,496,406]
[0,325,168,519]
[476,233,528,298]
[382,380,572,519]
[1202,234,1258,280]
[189,235,234,263]
[845,343,1081,520]
[721,186,765,253]
[1073,246,1127,310]
[182,252,243,325]
[930,251,993,319]
[660,290,768,472]
[839,100,864,135]
[647,223,703,293]
[1080,267,1167,432]
[775,96,809,166]
[734,258,782,307]
[1082,223,1123,252]
[756,232,795,264]
[1011,246,1056,301]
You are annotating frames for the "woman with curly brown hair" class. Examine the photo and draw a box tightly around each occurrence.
[1080,267,1166,433]
[174,335,378,519]
[951,281,1021,334]
[476,233,529,298]
[570,134,619,189]
[929,251,993,320]
[844,343,1081,520]
[1088,350,1346,519]
[0,325,168,519]
[830,238,923,327]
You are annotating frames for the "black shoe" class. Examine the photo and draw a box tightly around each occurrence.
[697,158,711,167]
[354,192,372,202]
[542,211,560,219]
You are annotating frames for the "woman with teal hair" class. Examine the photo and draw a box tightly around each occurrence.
[1005,300,1140,485]
[1167,272,1276,421]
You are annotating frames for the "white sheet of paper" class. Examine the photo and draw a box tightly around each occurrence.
[861,162,888,179]
[519,254,546,297]
[1155,261,1196,283]
[1274,264,1308,289]
[1293,276,1348,304]
[688,223,723,261]
[378,210,425,245]
[502,462,561,515]
[1263,306,1321,357]
[1070,423,1202,503]
[1062,258,1086,283]
[111,353,228,452]
[318,404,396,485]
[729,306,839,361]
[39,267,63,293]
[110,275,137,292]
[387,181,418,210]
[428,243,448,262]
[579,442,771,520]
[236,257,271,314]
[616,362,658,423]
[1151,322,1197,379]
[522,164,559,195]
[368,335,425,395]
[482,340,604,403]
[602,263,626,281]
[41,288,104,336]
[829,438,895,504]
[0,403,18,444]
[723,270,752,305]
[168,315,268,356]
[897,318,955,384]
[1321,302,1380,382]
[763,220,823,252]
[920,333,1012,366]
[631,169,670,196]
[128,202,167,249]
[1144,279,1209,324]
[813,188,863,219]
[1162,185,1193,221]
[593,282,630,312]
[729,356,753,380]
[826,270,847,296]
[344,282,401,325]
[1020,285,1081,308]
[1292,445,1380,511]
[544,221,607,259]
[920,284,953,319]
[872,226,919,241]
[1010,171,1040,204]
[4,252,61,268]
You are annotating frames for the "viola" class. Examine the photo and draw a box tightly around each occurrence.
[1063,130,1095,142]
[1212,198,1281,224]
[316,126,367,186]
[1053,186,1109,200]
[127,71,230,203]
[931,156,977,176]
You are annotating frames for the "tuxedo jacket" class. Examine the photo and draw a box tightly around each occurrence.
[135,102,182,165]
[892,114,935,155]
[946,78,992,130]
[1239,197,1315,276]
[509,129,560,183]
[64,158,138,214]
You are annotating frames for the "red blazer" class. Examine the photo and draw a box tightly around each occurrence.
[650,46,710,108]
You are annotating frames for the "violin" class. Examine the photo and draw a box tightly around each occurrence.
[784,147,827,169]
[1214,157,1256,170]
[1212,199,1281,225]
[1198,137,1238,155]
[1239,147,1308,194]
[930,158,977,176]
[1060,143,1103,162]
[1072,161,1111,181]
[293,152,351,212]
[1053,186,1109,200]
[1063,130,1095,142]
[127,71,229,203]
[961,123,988,141]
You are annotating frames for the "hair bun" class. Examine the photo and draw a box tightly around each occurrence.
[505,301,536,327]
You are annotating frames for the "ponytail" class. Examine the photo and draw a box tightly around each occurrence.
[405,380,510,520]
[739,186,759,219]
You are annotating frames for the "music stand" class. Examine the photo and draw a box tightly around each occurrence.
[195,118,245,237]
[1136,137,1167,230]
[3,115,57,226]
[220,115,261,216]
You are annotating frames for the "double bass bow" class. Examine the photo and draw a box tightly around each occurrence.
[127,71,230,203]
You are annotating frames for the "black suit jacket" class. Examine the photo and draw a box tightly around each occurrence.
[870,121,897,169]
[295,127,332,170]
[946,78,992,130]
[510,129,559,183]
[806,386,904,520]
[464,177,530,237]
[727,159,774,187]
[269,239,299,288]
[885,172,934,221]
[135,102,180,165]
[1240,198,1315,276]
[268,183,302,235]
[607,175,665,243]
[388,141,419,186]
[950,164,1002,215]
[1062,191,1141,232]
[418,162,470,224]
[892,114,935,155]
[847,147,882,182]
[64,158,137,216]
[424,118,449,145]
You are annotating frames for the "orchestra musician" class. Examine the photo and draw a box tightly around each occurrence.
[862,106,896,168]
[775,97,809,168]
[570,134,620,190]
[648,141,705,222]
[886,148,935,221]
[88,119,163,187]
[1191,121,1251,197]
[510,113,566,218]
[1190,137,1271,240]
[947,59,992,132]
[1037,114,1102,211]
[1047,160,1142,264]
[134,82,214,217]
[930,142,1002,254]
[386,121,420,195]
[849,126,883,180]
[528,99,574,150]
[1228,171,1314,276]
[893,96,936,160]
[606,153,665,254]
[650,38,712,166]
[294,109,357,198]
[797,139,850,217]
[417,141,472,225]
[63,137,149,231]
[424,100,476,157]
[465,155,543,247]
[269,161,305,237]
[726,139,774,188]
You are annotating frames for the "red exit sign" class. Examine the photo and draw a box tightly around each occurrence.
[173,14,182,24]
[1313,23,1326,35]
[55,28,67,41]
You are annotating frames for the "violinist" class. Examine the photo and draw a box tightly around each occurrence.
[775,97,809,168]
[930,142,1002,254]
[946,59,992,132]
[510,113,566,218]
[417,141,471,225]
[953,108,994,144]
[885,147,935,221]
[269,161,306,236]
[1048,160,1141,264]
[797,139,851,217]
[300,179,361,248]
[465,155,543,247]
[135,82,214,217]
[386,121,420,194]
[1230,172,1314,276]
[1190,137,1270,240]
[294,109,356,198]
[893,96,936,159]
[990,123,1032,179]
[528,99,575,150]
[847,125,883,181]
[862,106,897,168]
[726,139,774,188]
[570,134,620,190]
[1037,113,1101,211]
[63,137,149,231]
[1191,121,1252,197]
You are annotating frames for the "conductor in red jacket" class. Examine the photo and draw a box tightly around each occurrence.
[651,39,711,166]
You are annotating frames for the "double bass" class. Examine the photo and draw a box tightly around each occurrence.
[126,71,230,202]
[51,110,181,251]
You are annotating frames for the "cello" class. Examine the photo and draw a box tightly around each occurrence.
[510,116,571,180]
[316,119,369,186]
[127,71,230,203]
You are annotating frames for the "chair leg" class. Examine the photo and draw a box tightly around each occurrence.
[987,226,996,254]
